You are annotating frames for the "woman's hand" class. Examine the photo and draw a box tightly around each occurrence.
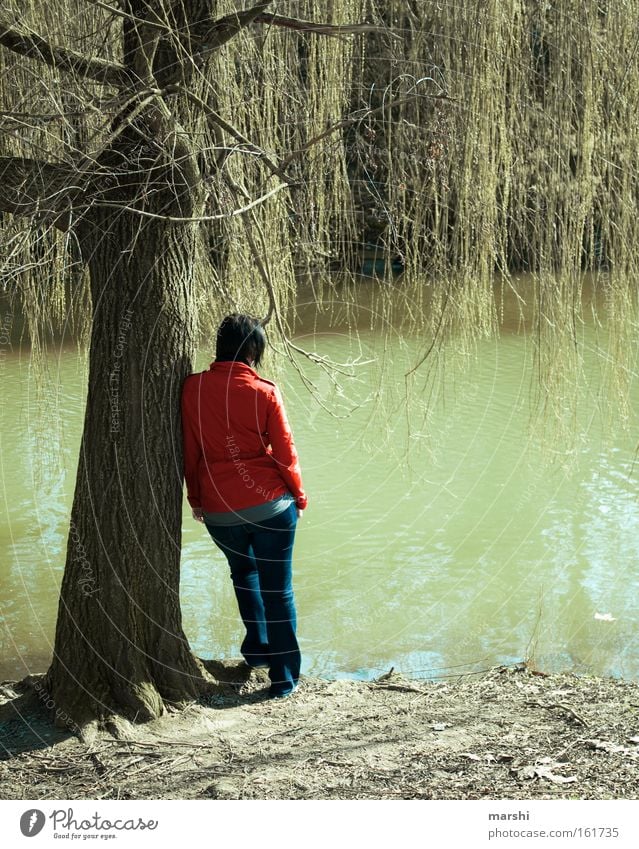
[192,507,205,523]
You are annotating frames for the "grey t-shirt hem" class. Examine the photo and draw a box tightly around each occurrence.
[203,493,295,526]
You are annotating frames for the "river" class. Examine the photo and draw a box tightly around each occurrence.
[1,280,638,682]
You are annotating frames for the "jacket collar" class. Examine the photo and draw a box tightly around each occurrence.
[209,360,258,377]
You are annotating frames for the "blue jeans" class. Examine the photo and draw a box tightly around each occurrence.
[204,503,300,696]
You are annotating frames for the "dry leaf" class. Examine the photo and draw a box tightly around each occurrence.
[587,739,639,758]
[535,766,578,784]
[519,761,578,783]
[587,739,626,754]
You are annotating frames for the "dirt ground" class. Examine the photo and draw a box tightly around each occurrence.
[1,663,638,800]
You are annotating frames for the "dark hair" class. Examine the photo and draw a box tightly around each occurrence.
[215,314,266,367]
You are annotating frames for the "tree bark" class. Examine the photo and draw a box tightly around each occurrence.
[44,131,215,726]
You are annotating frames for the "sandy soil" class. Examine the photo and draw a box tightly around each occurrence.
[1,663,638,800]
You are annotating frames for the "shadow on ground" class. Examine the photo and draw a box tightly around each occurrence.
[0,681,75,759]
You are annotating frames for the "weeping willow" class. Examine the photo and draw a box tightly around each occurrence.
[1,0,639,440]
[353,0,639,440]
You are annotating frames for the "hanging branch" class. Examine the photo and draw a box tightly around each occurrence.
[280,91,455,169]
[220,174,373,396]
[176,85,292,184]
[0,157,81,229]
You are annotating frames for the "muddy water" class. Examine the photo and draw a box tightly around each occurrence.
[2,284,639,681]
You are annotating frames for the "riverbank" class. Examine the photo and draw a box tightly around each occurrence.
[1,663,638,800]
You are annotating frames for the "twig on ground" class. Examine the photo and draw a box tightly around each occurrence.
[526,701,589,728]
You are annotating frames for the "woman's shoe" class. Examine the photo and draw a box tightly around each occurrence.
[268,684,298,699]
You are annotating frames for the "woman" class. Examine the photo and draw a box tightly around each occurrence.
[181,314,307,698]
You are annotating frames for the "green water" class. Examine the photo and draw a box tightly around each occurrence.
[1,289,639,682]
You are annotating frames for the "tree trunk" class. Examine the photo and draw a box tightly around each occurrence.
[45,136,215,726]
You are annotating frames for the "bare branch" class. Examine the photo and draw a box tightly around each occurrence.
[93,181,289,222]
[86,1,169,33]
[0,157,80,230]
[222,176,374,409]
[131,28,162,89]
[175,85,292,184]
[404,287,451,376]
[253,12,398,39]
[0,19,129,87]
[193,1,273,57]
[72,89,165,186]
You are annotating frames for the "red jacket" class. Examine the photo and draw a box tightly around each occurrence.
[181,360,307,513]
